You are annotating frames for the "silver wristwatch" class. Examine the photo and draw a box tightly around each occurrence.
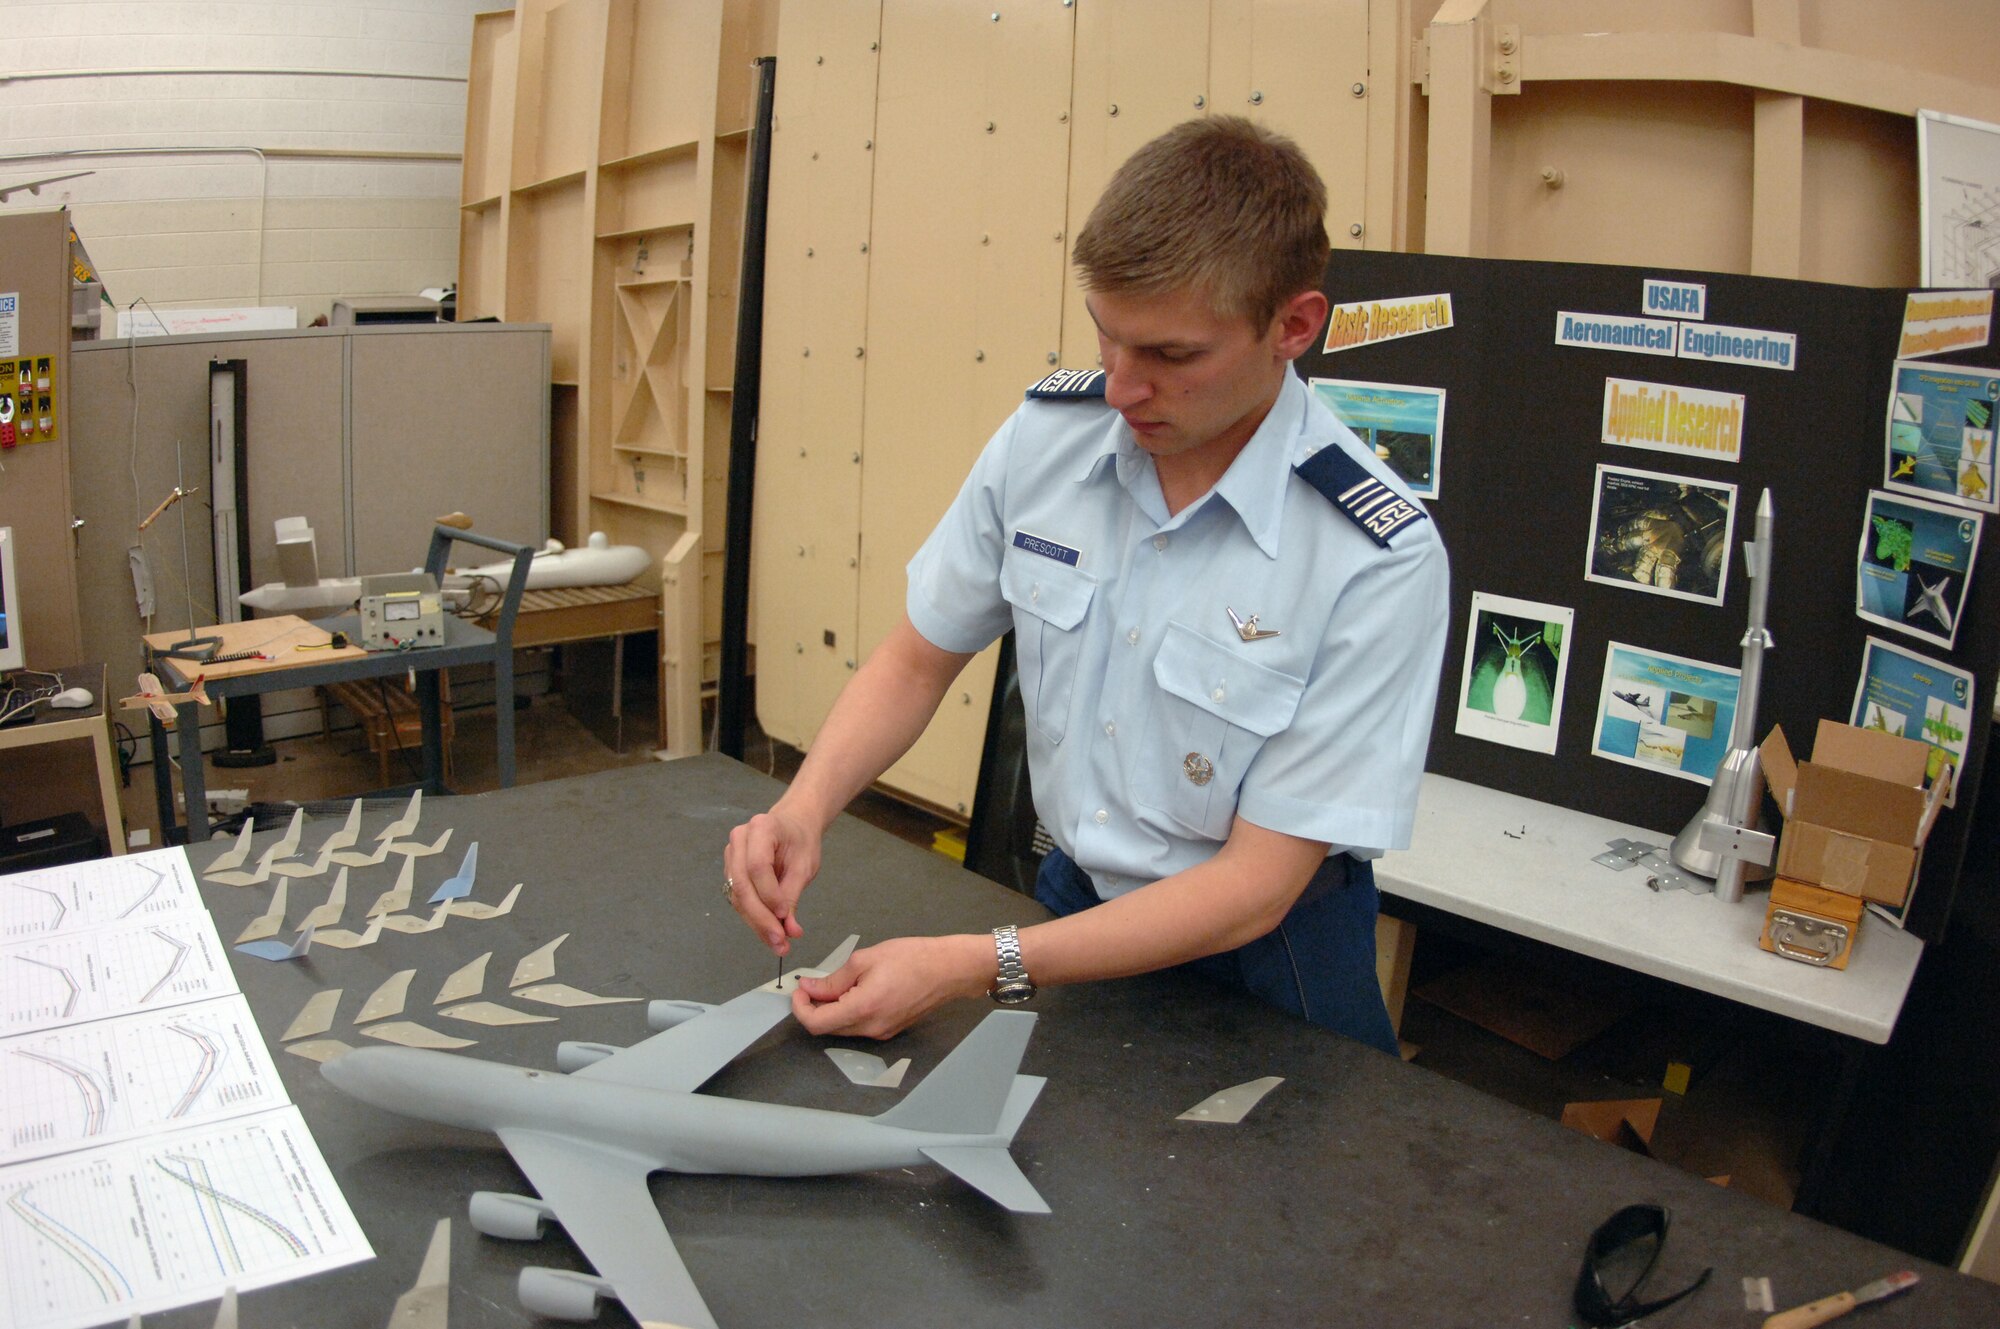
[989,924,1036,1005]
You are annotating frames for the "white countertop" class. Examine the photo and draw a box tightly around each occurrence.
[1375,774,1924,1044]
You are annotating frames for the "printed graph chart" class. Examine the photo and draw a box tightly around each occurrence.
[2,996,286,1166]
[0,849,202,942]
[3,914,233,1036]
[1,1109,370,1329]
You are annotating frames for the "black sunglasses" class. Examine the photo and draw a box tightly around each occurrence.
[1573,1203,1713,1326]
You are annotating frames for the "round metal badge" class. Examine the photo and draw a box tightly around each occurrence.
[1183,752,1214,786]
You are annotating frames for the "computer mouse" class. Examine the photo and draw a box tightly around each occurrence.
[49,687,95,709]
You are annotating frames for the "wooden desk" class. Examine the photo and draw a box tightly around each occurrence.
[0,662,126,855]
[155,757,2000,1327]
[144,612,515,842]
[480,582,659,751]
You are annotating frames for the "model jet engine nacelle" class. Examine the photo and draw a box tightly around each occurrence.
[518,1267,612,1322]
[646,998,715,1030]
[555,1040,621,1072]
[469,1190,555,1240]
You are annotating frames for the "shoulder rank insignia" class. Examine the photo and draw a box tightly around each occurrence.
[1293,445,1430,548]
[1027,368,1106,400]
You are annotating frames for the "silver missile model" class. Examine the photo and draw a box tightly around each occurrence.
[322,937,1048,1328]
[1671,487,1778,902]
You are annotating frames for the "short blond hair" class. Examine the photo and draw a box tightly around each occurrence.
[1073,116,1329,328]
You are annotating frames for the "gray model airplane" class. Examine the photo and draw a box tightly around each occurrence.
[322,937,1049,1328]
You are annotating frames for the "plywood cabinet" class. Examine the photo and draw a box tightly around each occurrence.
[459,0,775,754]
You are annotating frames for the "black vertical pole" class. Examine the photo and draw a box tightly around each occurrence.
[717,56,777,759]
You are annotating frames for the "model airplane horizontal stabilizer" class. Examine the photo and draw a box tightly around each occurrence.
[322,935,1048,1329]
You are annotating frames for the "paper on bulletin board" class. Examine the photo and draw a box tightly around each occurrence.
[0,292,17,357]
[1856,489,1982,650]
[1584,464,1737,606]
[1852,635,1975,814]
[1898,289,1993,359]
[1309,377,1446,497]
[1884,359,2000,513]
[1454,592,1574,755]
[1600,377,1744,463]
[1591,642,1741,785]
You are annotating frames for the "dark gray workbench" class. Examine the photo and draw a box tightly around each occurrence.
[160,756,2000,1327]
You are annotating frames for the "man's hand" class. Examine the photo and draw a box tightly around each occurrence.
[724,804,820,956]
[791,935,993,1039]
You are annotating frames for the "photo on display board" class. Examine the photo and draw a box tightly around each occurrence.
[1852,634,1976,813]
[1883,359,2000,513]
[1584,464,1738,606]
[1855,489,1982,651]
[1453,592,1575,755]
[1307,378,1446,498]
[1591,641,1741,785]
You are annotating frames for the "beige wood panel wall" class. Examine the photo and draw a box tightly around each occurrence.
[856,0,1078,813]
[1422,0,2000,279]
[753,1,883,751]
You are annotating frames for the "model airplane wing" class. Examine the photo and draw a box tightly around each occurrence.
[574,935,858,1094]
[496,1127,717,1329]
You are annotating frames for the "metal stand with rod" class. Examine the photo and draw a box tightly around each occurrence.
[142,442,221,664]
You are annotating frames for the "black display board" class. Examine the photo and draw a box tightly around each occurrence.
[1300,251,1998,941]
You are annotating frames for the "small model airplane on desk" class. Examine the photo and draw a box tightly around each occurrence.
[322,935,1050,1328]
[119,670,214,722]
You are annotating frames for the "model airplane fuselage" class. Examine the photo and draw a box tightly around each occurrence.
[322,937,1047,1328]
[326,1044,1032,1179]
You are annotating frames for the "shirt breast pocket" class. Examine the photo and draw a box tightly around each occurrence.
[1134,622,1306,839]
[1001,549,1097,745]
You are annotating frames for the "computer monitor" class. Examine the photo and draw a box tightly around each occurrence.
[0,527,23,676]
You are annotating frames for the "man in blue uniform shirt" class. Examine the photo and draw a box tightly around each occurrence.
[724,116,1449,1053]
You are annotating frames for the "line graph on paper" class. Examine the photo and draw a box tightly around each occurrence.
[2,913,235,1037]
[0,849,203,942]
[1,1110,372,1329]
[1,996,288,1167]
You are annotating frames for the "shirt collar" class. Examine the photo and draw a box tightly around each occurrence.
[1070,371,1305,559]
[1208,370,1304,559]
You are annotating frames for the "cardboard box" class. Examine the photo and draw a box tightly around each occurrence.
[1760,877,1866,969]
[1759,721,1947,908]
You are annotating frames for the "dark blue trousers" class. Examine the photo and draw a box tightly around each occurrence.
[1033,845,1400,1056]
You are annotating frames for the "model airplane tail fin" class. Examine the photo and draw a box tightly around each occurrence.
[873,1009,1037,1137]
[919,1144,1050,1213]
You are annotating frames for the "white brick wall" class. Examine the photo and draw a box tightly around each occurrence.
[0,0,506,324]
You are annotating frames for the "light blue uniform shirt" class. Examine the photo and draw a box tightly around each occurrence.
[907,369,1450,900]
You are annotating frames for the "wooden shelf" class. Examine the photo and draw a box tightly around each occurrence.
[461,194,502,211]
[597,221,695,241]
[601,140,699,172]
[617,275,689,290]
[705,384,734,394]
[716,125,751,143]
[612,443,685,460]
[551,378,581,389]
[514,169,587,197]
[592,490,685,516]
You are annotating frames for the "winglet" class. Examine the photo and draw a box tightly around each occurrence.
[757,934,860,993]
[235,923,316,961]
